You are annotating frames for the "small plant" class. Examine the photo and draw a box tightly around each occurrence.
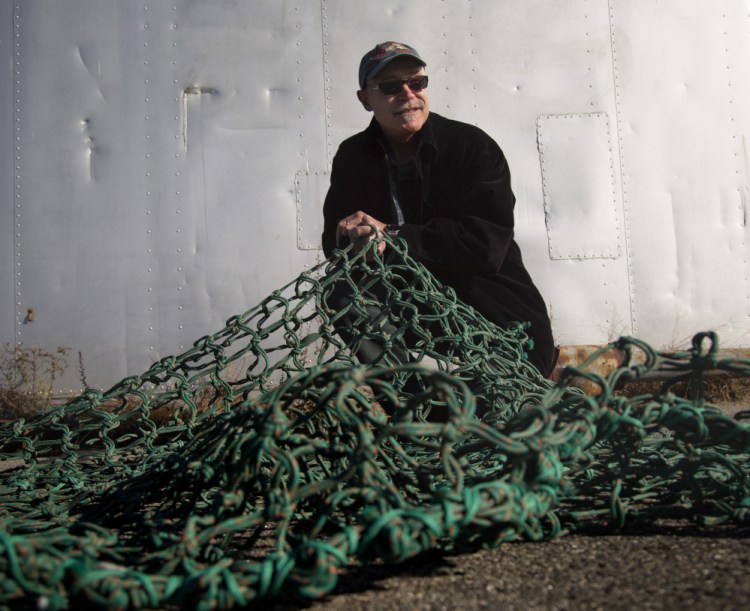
[0,343,70,420]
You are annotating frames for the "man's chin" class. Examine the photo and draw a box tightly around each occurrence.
[394,112,427,132]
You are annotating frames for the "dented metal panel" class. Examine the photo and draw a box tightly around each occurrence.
[5,1,329,389]
[2,1,750,393]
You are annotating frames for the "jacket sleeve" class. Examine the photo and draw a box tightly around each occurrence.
[321,148,359,258]
[399,131,517,276]
[321,136,393,258]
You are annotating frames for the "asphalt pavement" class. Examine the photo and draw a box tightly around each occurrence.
[262,525,750,610]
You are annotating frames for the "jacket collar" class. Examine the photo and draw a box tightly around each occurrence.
[364,112,439,161]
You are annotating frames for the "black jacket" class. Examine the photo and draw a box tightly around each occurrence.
[322,112,555,376]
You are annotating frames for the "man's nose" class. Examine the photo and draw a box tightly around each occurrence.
[398,82,416,98]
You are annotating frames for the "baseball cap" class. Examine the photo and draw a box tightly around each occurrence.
[358,41,426,90]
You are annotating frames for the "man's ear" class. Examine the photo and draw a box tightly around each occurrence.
[357,90,372,112]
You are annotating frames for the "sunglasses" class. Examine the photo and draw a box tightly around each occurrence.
[365,75,429,95]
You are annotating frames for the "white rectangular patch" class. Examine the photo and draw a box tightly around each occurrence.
[537,113,622,260]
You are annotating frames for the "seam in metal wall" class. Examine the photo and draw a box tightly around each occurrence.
[0,5,15,344]
[606,0,635,337]
[11,4,24,345]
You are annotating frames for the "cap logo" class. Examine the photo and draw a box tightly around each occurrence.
[372,42,410,60]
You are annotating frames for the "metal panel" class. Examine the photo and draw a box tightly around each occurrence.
[14,2,158,388]
[172,0,328,341]
[610,0,750,347]
[537,112,621,260]
[10,1,328,392]
[437,0,632,345]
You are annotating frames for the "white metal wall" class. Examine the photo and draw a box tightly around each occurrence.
[2,0,749,392]
[612,1,750,347]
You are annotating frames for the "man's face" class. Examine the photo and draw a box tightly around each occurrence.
[358,57,430,145]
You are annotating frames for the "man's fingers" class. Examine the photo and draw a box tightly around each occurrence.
[349,224,374,240]
[335,212,386,248]
[336,218,357,245]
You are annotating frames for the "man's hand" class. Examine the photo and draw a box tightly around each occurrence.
[335,211,388,257]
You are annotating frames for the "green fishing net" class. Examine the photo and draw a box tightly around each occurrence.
[0,238,748,609]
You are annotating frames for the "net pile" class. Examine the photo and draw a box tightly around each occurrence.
[0,238,749,609]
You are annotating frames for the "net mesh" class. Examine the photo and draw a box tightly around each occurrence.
[1,238,749,609]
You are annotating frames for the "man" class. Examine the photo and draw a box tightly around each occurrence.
[321,41,556,377]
